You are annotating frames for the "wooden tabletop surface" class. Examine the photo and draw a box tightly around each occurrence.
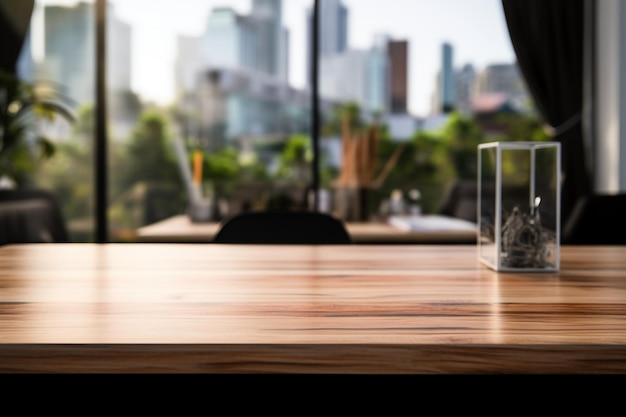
[136,214,478,244]
[1,243,625,373]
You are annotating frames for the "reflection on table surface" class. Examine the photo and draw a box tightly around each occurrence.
[136,214,478,244]
[1,243,626,373]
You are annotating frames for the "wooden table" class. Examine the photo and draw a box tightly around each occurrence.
[1,243,626,373]
[136,214,478,244]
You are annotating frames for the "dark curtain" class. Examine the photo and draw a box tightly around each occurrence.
[0,1,35,74]
[501,0,591,226]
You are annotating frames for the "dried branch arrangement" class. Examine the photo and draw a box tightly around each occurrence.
[335,112,403,189]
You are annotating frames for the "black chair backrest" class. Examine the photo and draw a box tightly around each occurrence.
[0,189,69,245]
[563,193,626,245]
[214,211,352,244]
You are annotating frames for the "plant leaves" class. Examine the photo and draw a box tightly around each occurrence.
[37,136,56,159]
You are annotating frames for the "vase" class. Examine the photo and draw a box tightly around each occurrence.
[335,186,369,222]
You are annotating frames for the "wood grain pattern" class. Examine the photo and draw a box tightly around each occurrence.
[1,243,626,373]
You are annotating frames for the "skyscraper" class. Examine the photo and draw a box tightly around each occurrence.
[319,36,391,114]
[175,35,205,99]
[472,62,531,113]
[43,2,94,104]
[306,0,348,87]
[388,40,409,114]
[367,35,390,113]
[473,63,525,97]
[251,0,289,82]
[455,63,476,115]
[440,42,455,113]
[202,1,288,82]
[319,50,369,107]
[202,8,253,71]
[43,2,131,104]
[319,0,348,55]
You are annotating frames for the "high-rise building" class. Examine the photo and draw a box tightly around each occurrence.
[306,0,348,87]
[202,1,288,83]
[367,35,390,113]
[473,63,525,97]
[43,2,93,104]
[196,67,314,148]
[179,0,303,148]
[440,42,455,113]
[430,72,441,115]
[454,63,476,115]
[175,35,205,100]
[319,0,348,56]
[251,0,288,82]
[201,8,253,73]
[108,11,131,92]
[42,2,131,104]
[319,38,391,114]
[388,40,409,114]
[319,50,369,108]
[472,62,532,113]
[319,33,412,115]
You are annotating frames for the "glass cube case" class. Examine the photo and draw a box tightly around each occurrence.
[478,142,561,272]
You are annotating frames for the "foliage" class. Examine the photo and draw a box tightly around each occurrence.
[371,130,452,213]
[72,103,95,139]
[203,146,242,181]
[118,111,180,189]
[34,139,93,240]
[362,111,552,215]
[441,112,486,180]
[0,70,75,185]
[196,146,244,198]
[31,103,93,241]
[109,110,186,230]
[493,113,551,143]
[491,113,554,185]
[274,134,311,183]
[322,102,365,137]
[240,154,270,181]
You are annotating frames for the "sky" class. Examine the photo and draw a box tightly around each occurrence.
[36,0,516,117]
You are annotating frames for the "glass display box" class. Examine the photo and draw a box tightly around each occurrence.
[477,142,561,272]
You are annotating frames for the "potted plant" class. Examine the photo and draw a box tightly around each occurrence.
[0,69,76,187]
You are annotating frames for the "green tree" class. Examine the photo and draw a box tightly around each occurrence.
[275,134,311,184]
[200,146,243,198]
[492,113,553,185]
[494,113,551,143]
[110,110,185,232]
[119,111,180,188]
[372,130,452,214]
[441,112,486,180]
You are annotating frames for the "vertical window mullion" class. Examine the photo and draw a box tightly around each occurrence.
[311,0,320,212]
[95,0,108,243]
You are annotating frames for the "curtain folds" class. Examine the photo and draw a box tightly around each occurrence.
[501,0,591,226]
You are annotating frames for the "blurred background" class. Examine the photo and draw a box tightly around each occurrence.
[5,0,549,242]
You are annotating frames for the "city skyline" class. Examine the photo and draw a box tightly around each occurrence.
[34,0,516,117]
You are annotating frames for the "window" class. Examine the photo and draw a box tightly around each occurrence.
[18,0,96,242]
[14,0,540,242]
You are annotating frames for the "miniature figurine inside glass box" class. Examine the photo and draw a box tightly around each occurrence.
[478,142,561,272]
